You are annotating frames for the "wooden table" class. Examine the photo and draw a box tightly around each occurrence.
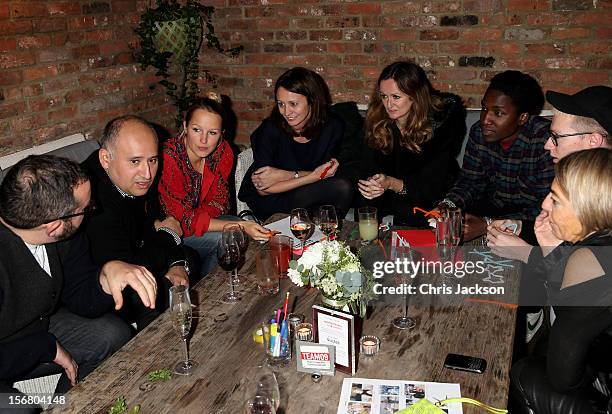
[49,219,519,414]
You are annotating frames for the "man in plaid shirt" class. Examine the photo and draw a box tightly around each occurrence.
[440,71,554,242]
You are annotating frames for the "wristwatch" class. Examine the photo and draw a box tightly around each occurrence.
[294,171,299,179]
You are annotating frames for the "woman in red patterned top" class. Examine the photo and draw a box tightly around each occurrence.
[159,95,269,275]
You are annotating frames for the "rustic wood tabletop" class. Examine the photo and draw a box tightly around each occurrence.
[48,216,519,414]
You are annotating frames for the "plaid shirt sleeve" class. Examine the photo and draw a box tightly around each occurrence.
[445,121,486,209]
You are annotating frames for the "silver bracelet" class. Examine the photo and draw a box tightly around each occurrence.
[441,198,457,209]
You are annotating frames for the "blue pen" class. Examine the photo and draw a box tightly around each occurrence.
[279,320,288,356]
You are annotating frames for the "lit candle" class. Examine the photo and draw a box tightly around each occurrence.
[296,323,313,341]
[360,335,380,356]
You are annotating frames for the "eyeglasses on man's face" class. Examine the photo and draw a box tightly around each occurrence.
[49,203,97,222]
[548,131,593,147]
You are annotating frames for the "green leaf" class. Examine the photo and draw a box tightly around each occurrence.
[147,369,172,382]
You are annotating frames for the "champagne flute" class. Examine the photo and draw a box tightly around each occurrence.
[217,237,242,303]
[170,285,198,375]
[224,223,247,284]
[318,205,338,241]
[290,208,313,256]
[391,246,416,330]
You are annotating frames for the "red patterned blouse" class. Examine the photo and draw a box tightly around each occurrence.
[158,135,234,237]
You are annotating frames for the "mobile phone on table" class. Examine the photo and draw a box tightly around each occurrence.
[443,353,487,374]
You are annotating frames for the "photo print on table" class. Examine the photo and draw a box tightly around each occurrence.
[405,383,426,406]
[346,401,372,414]
[380,395,400,414]
[379,385,400,396]
[350,383,373,403]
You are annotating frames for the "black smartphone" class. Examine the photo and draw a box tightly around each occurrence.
[443,353,487,374]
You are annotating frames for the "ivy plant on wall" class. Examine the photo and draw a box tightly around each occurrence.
[135,0,242,126]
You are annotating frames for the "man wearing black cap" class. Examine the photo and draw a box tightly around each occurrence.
[544,85,611,163]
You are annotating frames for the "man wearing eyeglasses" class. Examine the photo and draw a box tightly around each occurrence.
[0,155,157,407]
[544,86,611,163]
[82,115,192,331]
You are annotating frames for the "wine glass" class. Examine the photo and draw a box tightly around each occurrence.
[244,395,276,414]
[170,285,198,375]
[217,236,242,303]
[391,246,416,330]
[318,205,338,241]
[224,223,247,284]
[243,365,280,412]
[290,208,313,256]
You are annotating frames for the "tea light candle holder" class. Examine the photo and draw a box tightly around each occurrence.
[360,335,380,357]
[287,313,305,338]
[296,322,313,341]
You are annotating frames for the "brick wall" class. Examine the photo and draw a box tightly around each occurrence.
[0,0,177,155]
[200,0,611,144]
[1,1,610,152]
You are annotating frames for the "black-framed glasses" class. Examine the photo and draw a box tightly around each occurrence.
[548,131,593,146]
[48,203,97,222]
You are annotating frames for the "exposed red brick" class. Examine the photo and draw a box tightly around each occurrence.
[552,27,591,39]
[381,28,419,41]
[1,102,27,119]
[11,3,48,18]
[569,41,612,54]
[0,4,9,19]
[525,43,565,54]
[18,35,53,49]
[296,43,328,53]
[23,65,59,81]
[48,105,77,122]
[23,84,43,97]
[309,30,343,41]
[36,18,67,32]
[326,17,361,28]
[328,42,362,53]
[422,1,462,13]
[439,43,479,54]
[0,39,17,52]
[0,71,23,86]
[0,51,36,69]
[545,57,587,69]
[420,29,459,41]
[587,57,612,69]
[47,2,82,15]
[568,71,610,85]
[507,0,550,11]
[0,20,33,35]
[84,29,115,42]
[29,95,62,112]
[382,1,421,14]
[346,3,382,15]
[461,28,503,41]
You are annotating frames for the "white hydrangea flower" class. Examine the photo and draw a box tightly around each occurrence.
[287,267,303,287]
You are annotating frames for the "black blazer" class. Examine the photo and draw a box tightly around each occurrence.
[0,224,113,381]
[82,151,185,277]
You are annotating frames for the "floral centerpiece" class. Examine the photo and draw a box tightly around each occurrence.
[288,240,374,317]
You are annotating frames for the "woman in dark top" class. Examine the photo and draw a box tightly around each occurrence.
[509,149,612,414]
[238,67,353,221]
[358,61,465,225]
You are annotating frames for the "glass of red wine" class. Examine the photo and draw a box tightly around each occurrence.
[223,223,247,285]
[290,208,313,256]
[217,235,242,303]
[318,205,338,241]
